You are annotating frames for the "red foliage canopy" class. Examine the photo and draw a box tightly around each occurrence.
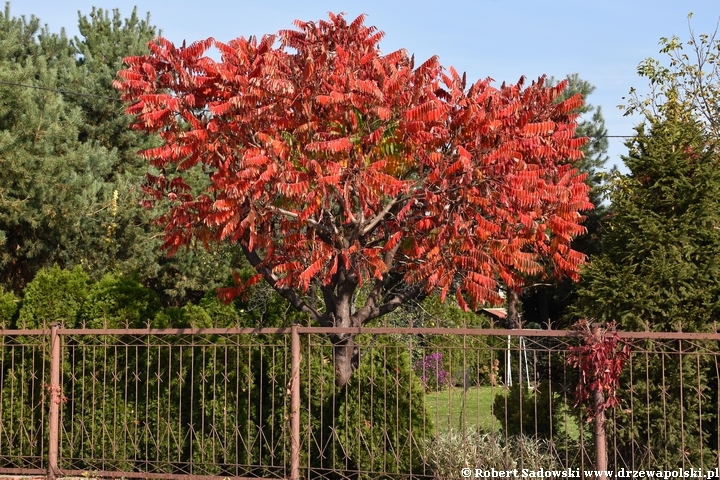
[115,12,592,318]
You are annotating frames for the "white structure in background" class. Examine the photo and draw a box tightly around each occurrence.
[481,308,531,389]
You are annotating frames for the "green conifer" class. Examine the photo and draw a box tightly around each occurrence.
[575,100,720,467]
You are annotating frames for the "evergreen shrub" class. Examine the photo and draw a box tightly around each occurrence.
[0,288,18,328]
[17,265,91,328]
[492,380,561,439]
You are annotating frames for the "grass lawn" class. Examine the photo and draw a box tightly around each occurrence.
[426,386,502,433]
[426,385,580,439]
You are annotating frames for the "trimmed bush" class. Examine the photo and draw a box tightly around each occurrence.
[199,290,247,327]
[18,265,91,328]
[493,380,561,439]
[3,276,437,478]
[153,304,213,328]
[79,273,161,328]
[2,267,90,467]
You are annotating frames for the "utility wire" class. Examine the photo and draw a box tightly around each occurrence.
[0,79,644,137]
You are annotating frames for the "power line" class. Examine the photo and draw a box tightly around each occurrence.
[0,79,644,138]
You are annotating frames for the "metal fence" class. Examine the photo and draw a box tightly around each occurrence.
[1,325,720,479]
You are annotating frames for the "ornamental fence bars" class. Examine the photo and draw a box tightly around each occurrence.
[1,325,720,480]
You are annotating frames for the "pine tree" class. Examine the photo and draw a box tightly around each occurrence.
[0,5,239,302]
[67,7,243,304]
[69,7,158,175]
[0,6,115,291]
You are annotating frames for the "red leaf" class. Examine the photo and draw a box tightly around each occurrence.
[116,14,592,315]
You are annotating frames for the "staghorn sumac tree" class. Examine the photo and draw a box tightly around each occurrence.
[115,13,593,386]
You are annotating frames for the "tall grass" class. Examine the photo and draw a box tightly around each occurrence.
[421,429,561,478]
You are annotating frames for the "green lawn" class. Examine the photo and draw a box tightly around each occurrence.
[426,386,502,433]
[426,386,580,439]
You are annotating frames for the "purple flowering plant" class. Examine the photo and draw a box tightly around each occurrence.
[414,351,450,391]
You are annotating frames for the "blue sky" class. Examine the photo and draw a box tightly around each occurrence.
[15,0,720,171]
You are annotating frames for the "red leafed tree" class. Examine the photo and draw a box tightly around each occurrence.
[115,13,593,386]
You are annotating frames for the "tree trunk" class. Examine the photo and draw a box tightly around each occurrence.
[329,277,360,388]
[333,336,359,387]
[507,290,521,329]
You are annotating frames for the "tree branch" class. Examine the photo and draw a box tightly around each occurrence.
[320,284,337,327]
[353,278,385,324]
[352,239,409,324]
[242,245,322,323]
[360,195,400,236]
[267,205,334,237]
[376,285,424,318]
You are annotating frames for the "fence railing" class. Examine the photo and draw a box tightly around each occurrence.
[1,325,720,479]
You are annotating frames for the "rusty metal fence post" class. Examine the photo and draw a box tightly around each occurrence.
[47,324,61,480]
[594,389,607,480]
[290,324,301,480]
